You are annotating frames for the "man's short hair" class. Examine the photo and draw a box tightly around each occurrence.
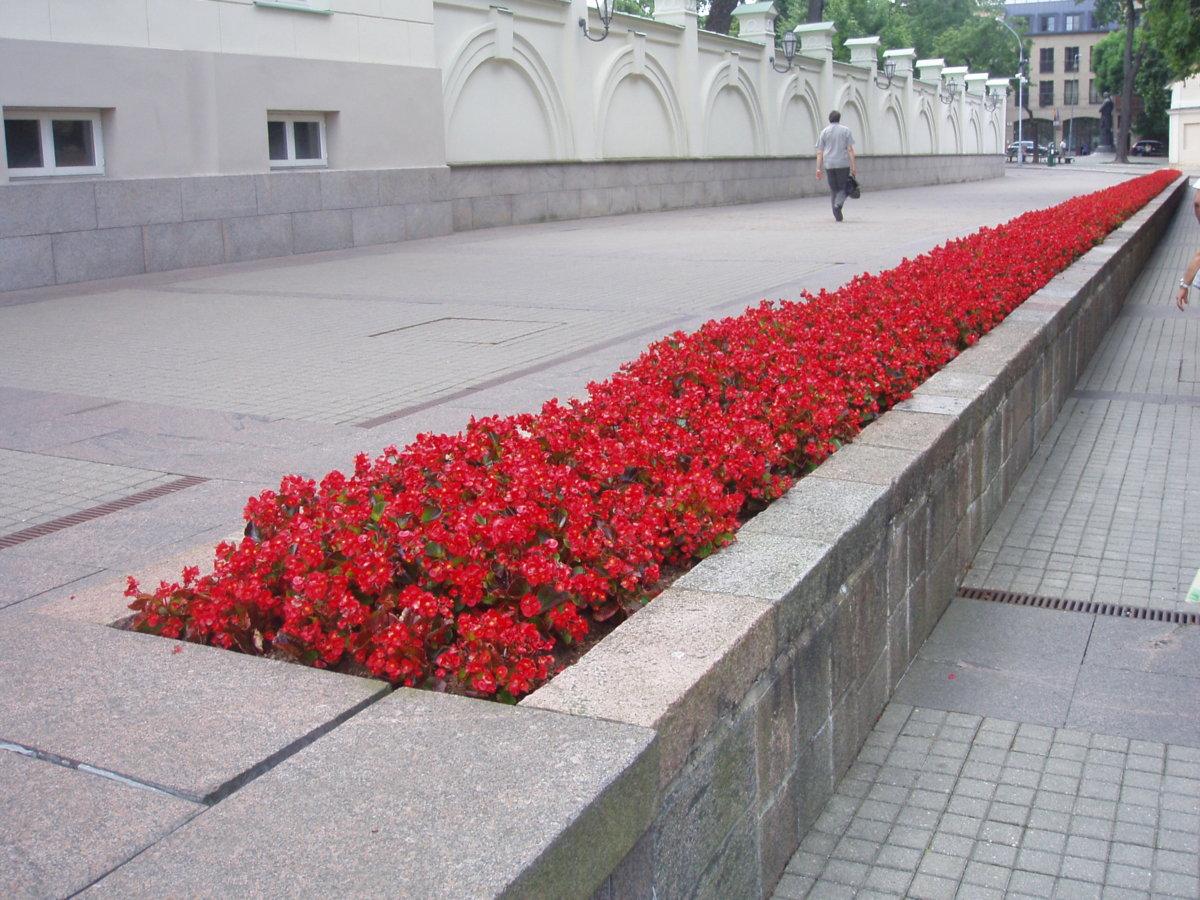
[828,111,841,123]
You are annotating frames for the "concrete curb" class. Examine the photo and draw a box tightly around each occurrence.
[16,175,1184,899]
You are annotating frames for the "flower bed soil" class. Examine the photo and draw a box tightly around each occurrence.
[125,170,1180,701]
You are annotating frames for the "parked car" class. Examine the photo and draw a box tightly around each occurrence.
[1130,139,1166,156]
[1005,141,1049,161]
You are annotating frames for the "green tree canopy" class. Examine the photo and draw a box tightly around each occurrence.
[1144,0,1200,80]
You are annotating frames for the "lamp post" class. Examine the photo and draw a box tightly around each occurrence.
[997,16,1026,165]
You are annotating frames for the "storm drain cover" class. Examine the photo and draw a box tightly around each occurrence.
[958,586,1200,625]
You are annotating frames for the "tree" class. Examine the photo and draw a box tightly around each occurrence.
[1093,29,1171,141]
[1144,0,1200,80]
[1092,0,1145,162]
[770,0,1020,79]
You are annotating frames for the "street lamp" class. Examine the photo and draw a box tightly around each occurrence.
[579,0,615,42]
[874,59,897,90]
[996,15,1026,165]
[770,31,798,73]
[940,76,962,104]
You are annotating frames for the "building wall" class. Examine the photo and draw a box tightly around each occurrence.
[1004,0,1116,151]
[1168,76,1200,168]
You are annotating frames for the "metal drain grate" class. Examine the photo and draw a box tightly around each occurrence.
[957,586,1200,625]
[0,475,209,550]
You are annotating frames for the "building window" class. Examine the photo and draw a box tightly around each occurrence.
[267,113,327,168]
[1064,80,1080,105]
[1089,79,1102,104]
[1040,48,1055,73]
[1065,47,1080,72]
[1039,81,1055,106]
[1040,15,1055,31]
[3,109,104,177]
[1064,13,1082,31]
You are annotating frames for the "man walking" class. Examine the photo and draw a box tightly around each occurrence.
[815,110,857,222]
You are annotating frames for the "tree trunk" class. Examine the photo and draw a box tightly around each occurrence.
[1115,0,1144,163]
[704,0,738,34]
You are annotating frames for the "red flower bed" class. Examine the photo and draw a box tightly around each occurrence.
[127,170,1179,700]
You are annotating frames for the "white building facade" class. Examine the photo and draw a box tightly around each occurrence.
[1168,76,1200,169]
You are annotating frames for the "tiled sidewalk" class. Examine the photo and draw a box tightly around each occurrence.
[775,706,1200,900]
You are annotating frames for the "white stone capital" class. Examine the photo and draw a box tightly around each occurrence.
[730,1,776,45]
[916,58,945,82]
[844,36,880,69]
[794,21,835,65]
[883,48,916,78]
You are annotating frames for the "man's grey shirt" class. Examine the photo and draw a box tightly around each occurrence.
[816,123,854,168]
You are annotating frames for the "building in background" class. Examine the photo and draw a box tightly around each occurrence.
[1004,0,1118,153]
[1167,76,1200,167]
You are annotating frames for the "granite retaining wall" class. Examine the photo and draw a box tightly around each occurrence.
[0,155,1002,293]
[28,175,1182,899]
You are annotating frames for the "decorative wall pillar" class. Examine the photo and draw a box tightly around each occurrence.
[653,0,701,155]
[964,73,989,97]
[731,1,776,47]
[885,49,917,152]
[916,57,945,83]
[883,47,916,80]
[844,36,880,70]
[795,21,836,111]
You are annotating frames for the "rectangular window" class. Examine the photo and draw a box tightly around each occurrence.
[1039,81,1054,107]
[1040,48,1055,73]
[1089,79,1101,104]
[266,113,327,168]
[1064,80,1080,105]
[1065,47,1080,72]
[1040,15,1055,31]
[3,109,104,177]
[1064,13,1082,31]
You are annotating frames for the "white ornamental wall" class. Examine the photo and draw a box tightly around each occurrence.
[433,2,1006,165]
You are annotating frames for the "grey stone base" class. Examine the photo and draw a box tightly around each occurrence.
[0,156,1003,293]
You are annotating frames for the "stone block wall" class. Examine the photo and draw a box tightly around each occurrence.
[0,156,1002,293]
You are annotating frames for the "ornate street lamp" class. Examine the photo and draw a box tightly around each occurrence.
[940,76,962,104]
[770,31,798,73]
[874,59,897,90]
[579,0,615,42]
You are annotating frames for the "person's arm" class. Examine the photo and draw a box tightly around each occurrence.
[1178,246,1200,311]
[1193,188,1200,225]
[815,148,824,180]
[848,145,857,177]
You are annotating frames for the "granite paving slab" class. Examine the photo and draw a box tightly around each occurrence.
[1067,666,1200,748]
[0,614,389,801]
[0,751,200,900]
[79,690,658,900]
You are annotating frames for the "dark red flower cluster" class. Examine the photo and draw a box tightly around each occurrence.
[127,170,1178,700]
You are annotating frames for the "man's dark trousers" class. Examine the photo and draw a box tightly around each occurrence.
[826,167,850,219]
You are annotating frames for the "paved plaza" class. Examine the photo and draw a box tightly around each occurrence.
[1,159,1198,898]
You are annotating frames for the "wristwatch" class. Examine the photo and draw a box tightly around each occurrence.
[1181,280,1191,289]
